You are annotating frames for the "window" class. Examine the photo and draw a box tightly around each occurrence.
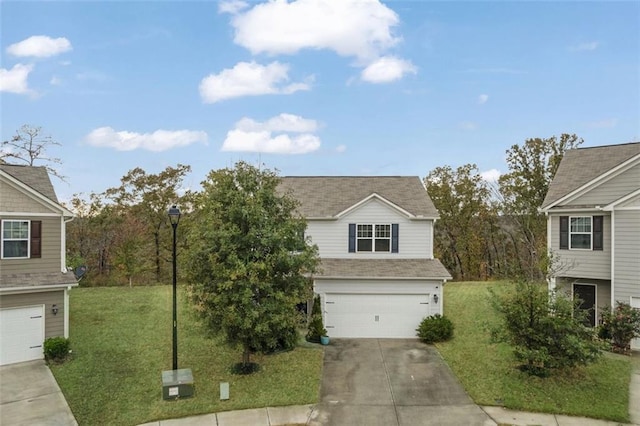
[349,223,398,253]
[2,220,29,258]
[559,215,603,251]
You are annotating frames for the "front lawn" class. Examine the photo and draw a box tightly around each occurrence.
[49,286,323,426]
[436,281,633,423]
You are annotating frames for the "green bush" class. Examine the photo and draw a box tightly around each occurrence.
[44,337,71,362]
[417,314,454,343]
[599,302,640,355]
[306,295,326,343]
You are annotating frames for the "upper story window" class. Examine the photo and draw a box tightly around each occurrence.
[1,220,41,259]
[559,215,603,251]
[349,223,398,253]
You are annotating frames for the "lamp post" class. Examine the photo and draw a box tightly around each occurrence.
[168,205,181,371]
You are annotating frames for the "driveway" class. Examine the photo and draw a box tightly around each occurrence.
[310,339,493,426]
[0,360,77,426]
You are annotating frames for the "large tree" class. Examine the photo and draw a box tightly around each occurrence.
[185,162,318,371]
[1,124,66,182]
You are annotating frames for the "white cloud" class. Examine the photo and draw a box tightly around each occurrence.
[221,114,321,154]
[570,41,600,52]
[481,169,501,183]
[458,121,478,131]
[50,76,62,86]
[85,127,208,152]
[586,118,618,128]
[361,56,417,83]
[478,94,489,104]
[0,63,34,94]
[7,35,72,58]
[336,144,347,153]
[229,0,400,63]
[199,61,311,103]
[218,0,248,14]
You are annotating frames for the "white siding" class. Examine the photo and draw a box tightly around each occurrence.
[548,213,611,280]
[613,210,640,303]
[306,198,432,258]
[571,165,640,206]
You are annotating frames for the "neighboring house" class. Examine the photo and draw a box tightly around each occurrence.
[279,176,452,338]
[541,142,640,348]
[0,164,78,365]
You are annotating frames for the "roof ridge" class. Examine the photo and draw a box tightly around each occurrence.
[576,141,640,150]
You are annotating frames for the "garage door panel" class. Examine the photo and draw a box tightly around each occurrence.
[0,306,45,365]
[325,293,430,338]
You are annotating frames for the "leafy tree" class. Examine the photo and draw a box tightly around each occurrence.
[185,162,319,371]
[425,164,493,280]
[491,281,601,376]
[1,124,66,182]
[498,134,583,279]
[599,302,640,354]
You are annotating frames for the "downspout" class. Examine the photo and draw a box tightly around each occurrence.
[64,286,71,338]
[545,211,555,292]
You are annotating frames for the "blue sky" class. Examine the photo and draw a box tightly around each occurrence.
[2,1,639,202]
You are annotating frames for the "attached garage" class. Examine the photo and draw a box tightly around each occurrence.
[0,305,45,365]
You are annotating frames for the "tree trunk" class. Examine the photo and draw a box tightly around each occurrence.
[242,345,251,366]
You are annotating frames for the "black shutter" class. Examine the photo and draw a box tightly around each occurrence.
[559,216,568,250]
[391,223,399,253]
[348,223,356,253]
[593,216,603,251]
[30,220,42,258]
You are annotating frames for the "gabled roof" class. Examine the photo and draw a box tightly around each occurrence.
[278,176,438,219]
[541,142,640,209]
[315,258,452,280]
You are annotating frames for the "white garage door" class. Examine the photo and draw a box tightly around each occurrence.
[0,306,45,366]
[631,297,640,350]
[324,293,431,338]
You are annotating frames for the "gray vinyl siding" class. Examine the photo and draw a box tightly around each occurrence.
[571,165,640,206]
[0,215,62,274]
[549,213,611,280]
[613,210,640,302]
[555,277,611,325]
[0,290,65,338]
[0,183,54,214]
[306,198,433,259]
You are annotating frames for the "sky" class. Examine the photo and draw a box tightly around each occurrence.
[1,0,639,203]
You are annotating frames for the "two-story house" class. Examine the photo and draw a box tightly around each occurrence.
[541,142,640,348]
[279,176,451,338]
[0,164,78,365]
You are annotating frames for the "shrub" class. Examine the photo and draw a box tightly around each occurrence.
[44,337,71,363]
[490,280,601,376]
[306,295,326,343]
[417,314,454,343]
[599,302,640,355]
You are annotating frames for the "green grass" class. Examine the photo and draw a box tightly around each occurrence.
[49,286,323,426]
[436,281,633,423]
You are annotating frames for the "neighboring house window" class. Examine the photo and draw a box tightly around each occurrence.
[349,223,399,253]
[1,220,42,259]
[559,216,603,251]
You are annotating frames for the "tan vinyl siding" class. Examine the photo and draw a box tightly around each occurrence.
[556,277,611,324]
[549,213,611,280]
[571,165,640,206]
[0,183,55,214]
[613,210,640,302]
[0,290,65,338]
[1,216,62,274]
[306,198,433,259]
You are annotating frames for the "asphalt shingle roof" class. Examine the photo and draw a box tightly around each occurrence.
[542,142,640,209]
[0,272,78,290]
[278,176,438,218]
[315,258,452,280]
[0,164,59,203]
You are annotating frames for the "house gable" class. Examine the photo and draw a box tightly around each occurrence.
[0,166,73,217]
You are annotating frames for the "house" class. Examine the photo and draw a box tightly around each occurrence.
[541,142,640,348]
[279,176,452,338]
[0,164,78,365]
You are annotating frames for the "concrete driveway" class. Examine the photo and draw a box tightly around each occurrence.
[310,339,493,426]
[0,360,77,426]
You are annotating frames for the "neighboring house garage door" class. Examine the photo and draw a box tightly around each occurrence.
[632,297,640,350]
[0,306,45,366]
[324,293,431,338]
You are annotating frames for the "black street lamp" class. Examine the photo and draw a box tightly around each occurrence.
[168,205,181,371]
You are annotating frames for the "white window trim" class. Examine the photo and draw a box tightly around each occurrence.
[356,223,392,253]
[569,216,592,251]
[1,219,31,259]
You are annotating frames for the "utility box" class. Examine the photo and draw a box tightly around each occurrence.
[162,368,194,400]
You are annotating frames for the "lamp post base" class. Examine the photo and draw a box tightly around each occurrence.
[162,368,194,400]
